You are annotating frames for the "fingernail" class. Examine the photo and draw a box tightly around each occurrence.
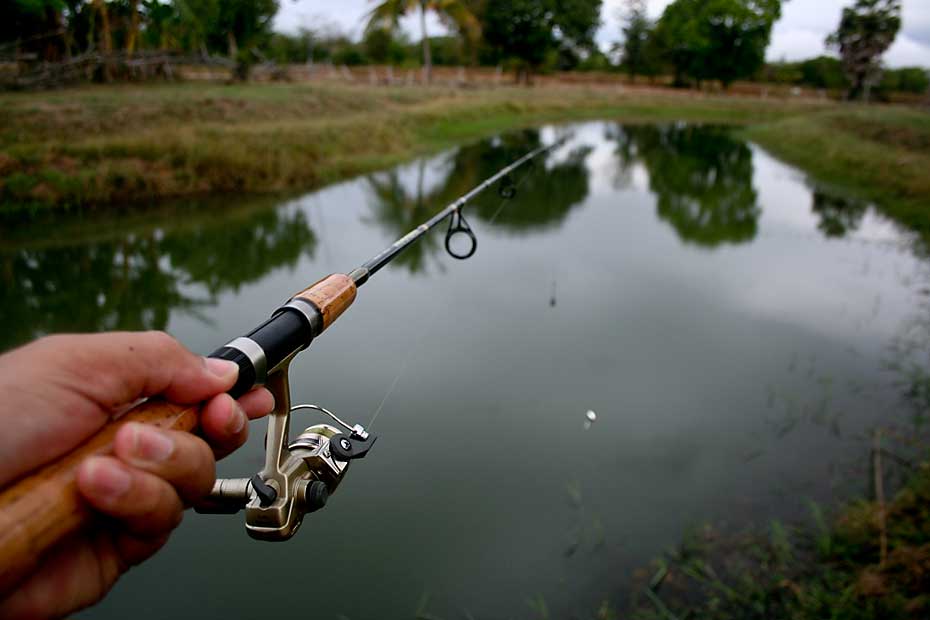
[130,423,175,463]
[204,357,238,381]
[227,401,247,435]
[87,459,131,499]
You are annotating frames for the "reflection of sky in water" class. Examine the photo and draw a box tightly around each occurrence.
[15,121,920,620]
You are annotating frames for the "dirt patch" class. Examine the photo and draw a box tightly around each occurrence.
[0,152,15,175]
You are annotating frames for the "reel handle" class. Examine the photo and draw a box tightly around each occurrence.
[0,398,199,594]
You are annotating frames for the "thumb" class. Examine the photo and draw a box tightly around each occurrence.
[33,331,239,409]
[0,331,239,487]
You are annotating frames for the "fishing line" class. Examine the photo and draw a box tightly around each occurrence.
[365,138,564,429]
[487,155,538,225]
[366,305,442,430]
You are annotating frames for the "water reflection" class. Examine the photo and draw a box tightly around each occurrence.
[0,201,315,350]
[608,124,760,247]
[364,161,447,275]
[811,190,869,239]
[455,134,592,233]
[364,130,593,273]
[0,125,900,357]
[0,240,201,351]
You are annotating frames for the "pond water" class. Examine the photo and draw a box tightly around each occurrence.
[3,121,929,619]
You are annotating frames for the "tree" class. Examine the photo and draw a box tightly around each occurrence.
[881,67,930,95]
[702,0,782,88]
[653,0,782,89]
[215,0,278,68]
[652,0,704,86]
[178,0,278,78]
[0,0,67,62]
[617,0,654,80]
[365,0,479,83]
[799,56,848,90]
[827,0,902,102]
[481,0,601,83]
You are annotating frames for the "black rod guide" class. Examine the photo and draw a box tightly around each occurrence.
[348,137,567,287]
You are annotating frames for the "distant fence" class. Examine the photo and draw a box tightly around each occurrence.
[0,51,235,90]
[7,55,924,104]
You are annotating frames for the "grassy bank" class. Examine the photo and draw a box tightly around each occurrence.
[630,454,930,620]
[745,108,930,242]
[0,82,928,242]
[0,82,822,214]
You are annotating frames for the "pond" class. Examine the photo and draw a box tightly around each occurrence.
[3,121,928,619]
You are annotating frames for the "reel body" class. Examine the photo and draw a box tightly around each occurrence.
[196,362,375,541]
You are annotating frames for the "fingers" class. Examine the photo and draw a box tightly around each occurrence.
[0,331,242,488]
[110,423,216,504]
[200,388,275,459]
[238,387,276,421]
[31,331,240,412]
[76,456,185,539]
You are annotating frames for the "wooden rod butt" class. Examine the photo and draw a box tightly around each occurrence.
[0,399,199,594]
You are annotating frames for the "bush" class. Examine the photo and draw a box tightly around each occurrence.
[881,67,930,95]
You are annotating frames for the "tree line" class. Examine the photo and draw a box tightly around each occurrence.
[617,0,920,99]
[2,0,925,97]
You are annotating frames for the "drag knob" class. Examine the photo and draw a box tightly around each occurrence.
[301,481,329,513]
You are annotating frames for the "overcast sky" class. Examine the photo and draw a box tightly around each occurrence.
[274,0,930,68]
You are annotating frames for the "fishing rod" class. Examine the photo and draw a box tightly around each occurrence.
[0,137,565,591]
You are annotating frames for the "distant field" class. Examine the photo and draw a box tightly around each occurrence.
[0,80,927,239]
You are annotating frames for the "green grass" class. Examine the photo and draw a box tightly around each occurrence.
[630,462,930,620]
[0,82,927,246]
[745,107,930,242]
[0,82,820,215]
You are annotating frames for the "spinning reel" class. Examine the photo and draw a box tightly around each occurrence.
[196,358,376,541]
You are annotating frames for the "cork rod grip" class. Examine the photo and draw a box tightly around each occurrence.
[0,399,200,594]
[293,273,357,333]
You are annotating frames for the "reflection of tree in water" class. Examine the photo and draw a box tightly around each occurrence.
[608,124,760,248]
[161,208,315,294]
[0,239,196,352]
[364,129,591,274]
[364,160,445,274]
[811,190,868,239]
[0,205,316,352]
[469,145,592,234]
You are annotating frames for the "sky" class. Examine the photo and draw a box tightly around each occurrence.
[273,0,930,68]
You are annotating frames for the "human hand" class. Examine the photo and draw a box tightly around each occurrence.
[0,332,274,619]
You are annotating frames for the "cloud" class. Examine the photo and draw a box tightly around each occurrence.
[767,28,830,62]
[887,33,930,67]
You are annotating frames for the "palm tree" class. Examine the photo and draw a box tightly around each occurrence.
[365,0,479,84]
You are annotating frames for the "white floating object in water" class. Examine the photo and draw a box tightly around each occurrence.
[583,409,597,431]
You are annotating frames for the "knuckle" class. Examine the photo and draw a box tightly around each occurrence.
[174,433,216,491]
[144,330,182,355]
[139,477,183,523]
